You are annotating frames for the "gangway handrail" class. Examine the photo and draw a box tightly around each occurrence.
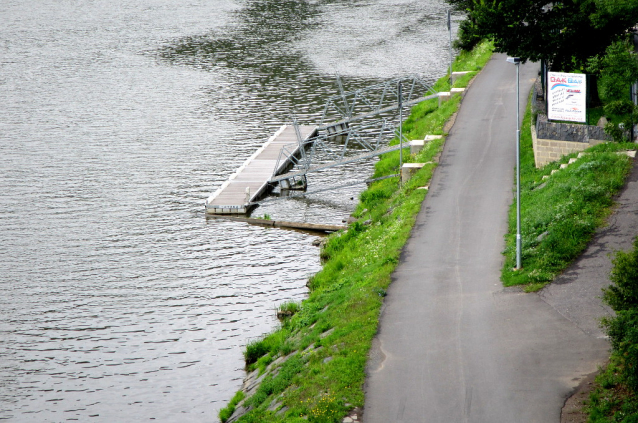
[269,142,409,184]
[317,93,439,131]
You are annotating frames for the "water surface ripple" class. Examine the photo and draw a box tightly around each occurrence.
[0,0,455,420]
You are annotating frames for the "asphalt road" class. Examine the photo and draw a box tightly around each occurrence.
[540,159,638,338]
[363,54,610,422]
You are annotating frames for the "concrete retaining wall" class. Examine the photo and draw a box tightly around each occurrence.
[531,120,607,168]
[531,114,611,168]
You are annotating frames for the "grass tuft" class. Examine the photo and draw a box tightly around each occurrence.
[276,301,301,320]
[219,390,245,423]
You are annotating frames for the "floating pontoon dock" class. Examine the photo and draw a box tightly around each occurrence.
[205,125,317,215]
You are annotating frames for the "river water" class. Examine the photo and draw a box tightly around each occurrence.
[0,0,455,421]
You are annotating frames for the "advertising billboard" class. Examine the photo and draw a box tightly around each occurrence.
[548,72,587,123]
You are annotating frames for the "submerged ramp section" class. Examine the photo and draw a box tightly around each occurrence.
[205,125,317,215]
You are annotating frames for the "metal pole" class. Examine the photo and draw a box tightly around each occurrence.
[398,82,403,186]
[515,62,522,270]
[448,10,452,81]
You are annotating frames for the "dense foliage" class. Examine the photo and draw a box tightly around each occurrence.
[587,39,638,141]
[449,0,638,71]
[588,237,638,421]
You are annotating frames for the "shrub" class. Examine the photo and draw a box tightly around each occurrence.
[244,339,269,366]
[602,237,638,312]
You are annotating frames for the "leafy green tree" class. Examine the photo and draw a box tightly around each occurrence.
[461,0,638,71]
[588,39,638,141]
[588,39,638,102]
[446,1,484,52]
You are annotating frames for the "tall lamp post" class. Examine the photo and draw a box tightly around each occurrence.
[398,81,403,187]
[507,56,522,270]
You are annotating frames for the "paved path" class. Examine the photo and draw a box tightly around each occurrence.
[363,54,609,422]
[540,158,638,337]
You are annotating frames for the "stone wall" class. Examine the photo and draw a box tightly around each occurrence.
[531,116,609,167]
[536,114,610,142]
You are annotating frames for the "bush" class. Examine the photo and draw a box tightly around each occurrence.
[604,309,638,391]
[591,236,638,421]
[244,339,270,365]
[454,18,483,51]
[603,237,638,312]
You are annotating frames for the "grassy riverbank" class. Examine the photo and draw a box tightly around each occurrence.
[218,40,494,423]
[501,97,636,291]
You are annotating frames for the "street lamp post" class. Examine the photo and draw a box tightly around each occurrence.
[507,56,522,270]
[398,81,403,187]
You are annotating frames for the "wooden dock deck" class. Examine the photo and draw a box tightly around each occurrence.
[205,125,318,215]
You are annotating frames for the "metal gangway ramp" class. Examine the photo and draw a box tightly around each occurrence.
[269,75,438,186]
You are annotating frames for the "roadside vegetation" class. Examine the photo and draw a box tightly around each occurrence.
[587,236,638,422]
[217,40,494,423]
[500,96,636,291]
[447,0,638,142]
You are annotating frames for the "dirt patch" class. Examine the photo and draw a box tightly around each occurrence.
[561,370,600,423]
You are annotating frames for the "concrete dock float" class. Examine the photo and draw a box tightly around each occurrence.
[205,125,318,215]
[206,215,346,233]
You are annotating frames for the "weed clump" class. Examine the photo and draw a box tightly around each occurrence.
[218,391,245,423]
[244,339,270,366]
[276,301,301,320]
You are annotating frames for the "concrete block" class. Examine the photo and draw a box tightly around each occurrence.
[410,140,425,155]
[597,116,608,127]
[551,169,559,175]
[438,92,451,106]
[560,163,568,169]
[568,158,577,164]
[424,135,443,142]
[401,163,428,183]
[451,88,465,95]
[450,71,471,83]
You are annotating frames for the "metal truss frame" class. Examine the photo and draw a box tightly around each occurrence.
[270,74,437,187]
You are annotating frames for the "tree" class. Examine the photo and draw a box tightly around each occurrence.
[462,0,638,71]
[446,0,484,50]
[588,39,638,141]
[588,39,638,102]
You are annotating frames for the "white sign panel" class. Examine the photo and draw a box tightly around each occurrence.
[548,72,587,122]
